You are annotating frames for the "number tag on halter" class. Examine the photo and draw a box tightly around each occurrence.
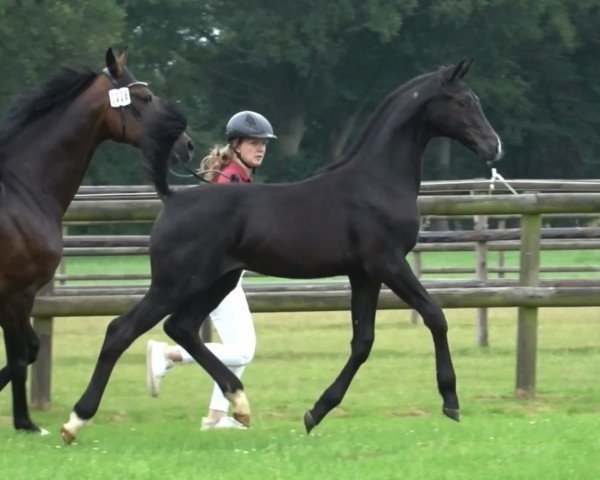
[108,87,131,107]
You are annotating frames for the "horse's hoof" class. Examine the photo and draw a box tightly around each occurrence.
[443,407,460,422]
[233,412,250,428]
[15,421,43,434]
[304,411,316,434]
[61,425,76,445]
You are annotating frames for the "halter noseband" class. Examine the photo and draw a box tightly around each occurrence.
[102,68,149,141]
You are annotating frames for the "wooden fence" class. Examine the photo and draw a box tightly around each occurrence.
[25,181,600,408]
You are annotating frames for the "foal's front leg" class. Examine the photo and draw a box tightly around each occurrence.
[61,291,171,444]
[377,255,459,421]
[304,272,381,433]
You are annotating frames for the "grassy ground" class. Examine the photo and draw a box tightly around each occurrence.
[1,307,599,479]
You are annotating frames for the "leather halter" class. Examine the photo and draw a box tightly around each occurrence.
[102,68,148,141]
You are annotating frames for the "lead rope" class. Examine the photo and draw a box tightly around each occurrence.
[488,166,519,195]
[168,162,232,183]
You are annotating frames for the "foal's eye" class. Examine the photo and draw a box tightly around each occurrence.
[458,99,470,108]
[141,95,153,103]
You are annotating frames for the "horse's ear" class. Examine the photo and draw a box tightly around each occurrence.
[445,58,474,83]
[106,47,121,78]
[117,46,128,69]
[457,57,473,79]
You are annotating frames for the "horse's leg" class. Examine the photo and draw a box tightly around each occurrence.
[61,289,172,444]
[0,365,9,391]
[0,337,11,391]
[1,294,42,432]
[304,272,381,433]
[163,271,250,426]
[0,318,40,391]
[376,255,459,421]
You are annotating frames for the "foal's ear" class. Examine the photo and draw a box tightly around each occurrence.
[445,58,474,83]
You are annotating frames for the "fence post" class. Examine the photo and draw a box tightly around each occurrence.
[475,216,489,346]
[31,281,54,410]
[496,219,506,279]
[473,191,489,346]
[515,212,541,397]
[58,225,67,286]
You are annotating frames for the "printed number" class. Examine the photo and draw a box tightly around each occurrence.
[109,88,131,107]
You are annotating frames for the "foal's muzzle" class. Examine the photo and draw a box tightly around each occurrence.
[473,132,503,164]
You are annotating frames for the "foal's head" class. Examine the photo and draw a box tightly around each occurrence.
[426,59,502,163]
[100,48,194,163]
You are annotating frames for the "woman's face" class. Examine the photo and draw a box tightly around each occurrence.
[236,138,267,168]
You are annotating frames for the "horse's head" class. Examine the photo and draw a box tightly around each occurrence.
[101,47,194,164]
[426,59,502,163]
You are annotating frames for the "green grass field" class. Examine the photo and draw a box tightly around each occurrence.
[1,306,599,479]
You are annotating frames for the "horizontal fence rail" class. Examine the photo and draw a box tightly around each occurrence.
[59,227,600,247]
[63,193,600,222]
[33,286,600,317]
[73,179,600,197]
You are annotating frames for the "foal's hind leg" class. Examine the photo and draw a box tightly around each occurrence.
[61,290,172,444]
[163,271,250,426]
[376,256,459,421]
[304,273,381,433]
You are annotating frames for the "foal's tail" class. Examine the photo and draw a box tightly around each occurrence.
[142,103,188,199]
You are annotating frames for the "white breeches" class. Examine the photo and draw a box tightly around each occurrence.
[176,278,256,412]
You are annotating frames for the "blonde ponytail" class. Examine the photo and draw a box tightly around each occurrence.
[198,144,234,182]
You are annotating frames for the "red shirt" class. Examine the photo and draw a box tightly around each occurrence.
[215,161,251,184]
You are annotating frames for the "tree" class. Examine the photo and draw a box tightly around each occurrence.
[179,0,417,180]
[0,0,125,106]
[3,0,599,184]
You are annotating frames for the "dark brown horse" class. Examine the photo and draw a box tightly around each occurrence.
[62,59,501,443]
[0,48,193,434]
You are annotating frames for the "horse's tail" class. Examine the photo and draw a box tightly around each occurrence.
[142,103,188,199]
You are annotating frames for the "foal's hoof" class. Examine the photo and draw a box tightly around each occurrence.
[233,412,250,428]
[60,425,76,445]
[443,407,460,422]
[303,411,316,434]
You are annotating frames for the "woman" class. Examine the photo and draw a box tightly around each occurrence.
[145,110,276,430]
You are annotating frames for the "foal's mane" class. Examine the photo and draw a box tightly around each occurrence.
[0,67,98,151]
[319,69,442,173]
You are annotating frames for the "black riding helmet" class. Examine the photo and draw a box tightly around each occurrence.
[226,111,277,140]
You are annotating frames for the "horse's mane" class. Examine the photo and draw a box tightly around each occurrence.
[142,103,188,199]
[318,69,441,173]
[0,67,98,150]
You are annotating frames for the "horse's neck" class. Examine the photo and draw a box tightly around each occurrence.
[351,120,429,198]
[6,93,106,215]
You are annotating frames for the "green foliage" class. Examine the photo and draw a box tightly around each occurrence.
[1,0,599,184]
[0,0,125,105]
